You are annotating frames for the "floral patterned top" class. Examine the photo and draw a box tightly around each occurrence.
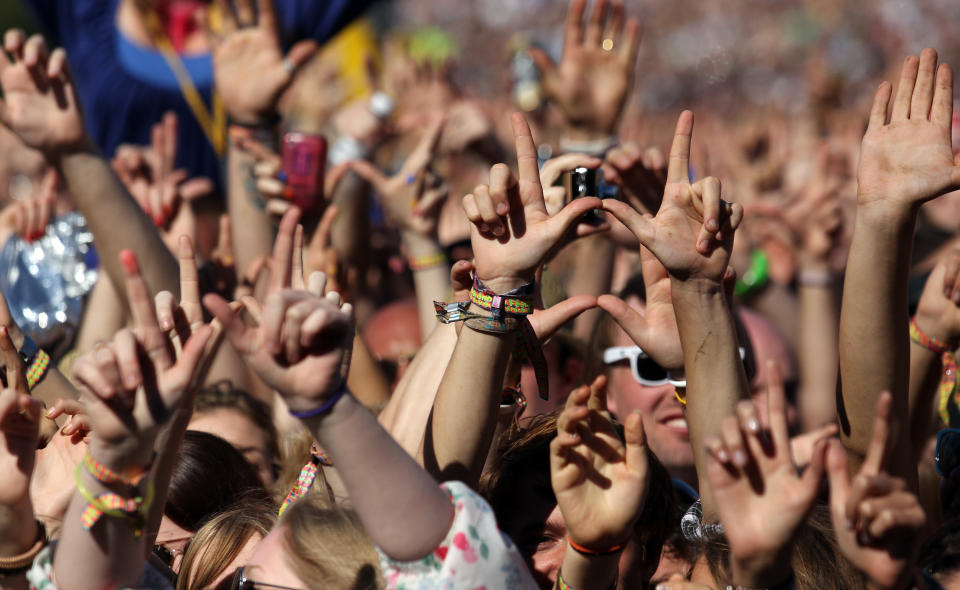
[26,544,174,590]
[378,481,538,590]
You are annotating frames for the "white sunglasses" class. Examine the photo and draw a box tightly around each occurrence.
[602,346,746,389]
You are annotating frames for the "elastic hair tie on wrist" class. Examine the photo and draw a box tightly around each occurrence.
[568,537,625,556]
[289,385,349,419]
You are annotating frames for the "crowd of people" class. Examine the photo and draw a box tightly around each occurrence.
[0,0,959,588]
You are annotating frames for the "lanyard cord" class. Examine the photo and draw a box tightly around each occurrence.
[142,6,227,156]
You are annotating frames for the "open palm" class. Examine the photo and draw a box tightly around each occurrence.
[551,376,648,549]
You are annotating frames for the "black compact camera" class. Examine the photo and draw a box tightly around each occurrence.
[567,166,618,224]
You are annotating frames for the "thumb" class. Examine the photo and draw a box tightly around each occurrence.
[601,198,654,248]
[169,324,214,391]
[202,293,248,349]
[450,259,474,302]
[624,410,649,475]
[529,294,597,342]
[545,196,604,241]
[597,294,649,347]
[825,439,851,519]
[799,438,828,503]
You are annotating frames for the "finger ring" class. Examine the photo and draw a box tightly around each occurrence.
[282,58,295,75]
[602,38,615,52]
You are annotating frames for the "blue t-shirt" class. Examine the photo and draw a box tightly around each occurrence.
[21,0,370,192]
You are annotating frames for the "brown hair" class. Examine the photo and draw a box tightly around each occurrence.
[176,500,277,590]
[279,495,384,589]
[701,504,866,590]
[194,381,280,480]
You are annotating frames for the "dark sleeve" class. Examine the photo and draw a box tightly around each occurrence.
[16,0,60,38]
[276,0,377,45]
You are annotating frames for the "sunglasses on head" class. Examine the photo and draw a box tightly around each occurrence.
[936,428,960,477]
[602,346,747,389]
[228,567,304,590]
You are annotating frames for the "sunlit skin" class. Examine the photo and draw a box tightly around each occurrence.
[242,525,308,589]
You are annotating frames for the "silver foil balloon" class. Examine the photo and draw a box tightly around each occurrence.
[0,212,98,350]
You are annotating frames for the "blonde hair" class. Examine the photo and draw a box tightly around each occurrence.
[280,495,383,590]
[176,501,276,590]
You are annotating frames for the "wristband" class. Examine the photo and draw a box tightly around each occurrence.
[408,251,448,272]
[568,537,625,556]
[75,463,154,537]
[0,521,46,575]
[83,452,151,487]
[912,317,960,427]
[279,451,322,517]
[288,384,349,419]
[734,249,770,298]
[797,268,835,288]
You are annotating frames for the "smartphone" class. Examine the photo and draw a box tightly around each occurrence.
[567,166,618,224]
[281,133,327,212]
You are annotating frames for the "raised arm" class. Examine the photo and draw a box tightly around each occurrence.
[839,49,960,478]
[421,113,602,486]
[602,110,746,516]
[0,31,178,300]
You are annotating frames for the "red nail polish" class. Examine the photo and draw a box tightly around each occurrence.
[163,204,173,217]
[119,250,139,274]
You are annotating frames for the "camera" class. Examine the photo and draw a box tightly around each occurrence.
[567,166,618,224]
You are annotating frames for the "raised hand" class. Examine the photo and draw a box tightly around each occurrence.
[603,142,667,215]
[203,209,354,413]
[826,393,926,590]
[0,167,57,243]
[550,375,648,550]
[463,113,604,293]
[603,111,743,283]
[113,112,213,232]
[346,118,449,238]
[0,326,42,507]
[209,0,318,126]
[72,251,214,472]
[528,0,641,138]
[914,247,960,346]
[597,247,683,369]
[858,48,960,209]
[0,31,87,156]
[704,361,827,588]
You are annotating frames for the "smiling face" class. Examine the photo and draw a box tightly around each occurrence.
[605,298,693,475]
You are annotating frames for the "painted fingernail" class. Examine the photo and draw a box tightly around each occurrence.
[479,223,489,233]
[496,203,508,215]
[119,250,139,274]
[716,449,729,462]
[492,224,504,236]
[747,418,760,433]
[46,408,56,418]
[734,450,748,466]
[154,214,164,227]
[161,318,173,331]
[163,204,173,217]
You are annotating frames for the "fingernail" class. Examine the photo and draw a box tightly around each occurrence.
[698,239,709,252]
[747,418,760,433]
[163,204,173,217]
[154,215,164,227]
[119,250,139,274]
[717,449,729,462]
[492,224,504,236]
[858,530,871,545]
[496,203,508,215]
[161,318,173,331]
[845,518,854,530]
[734,450,748,466]
[479,223,489,233]
[707,219,719,232]
[46,408,56,418]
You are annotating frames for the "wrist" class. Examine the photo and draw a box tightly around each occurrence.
[0,502,37,556]
[87,438,155,476]
[912,313,959,350]
[855,198,919,228]
[730,553,793,589]
[477,275,534,295]
[670,276,725,298]
[402,231,442,256]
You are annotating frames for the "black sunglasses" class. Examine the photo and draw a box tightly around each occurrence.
[229,566,305,590]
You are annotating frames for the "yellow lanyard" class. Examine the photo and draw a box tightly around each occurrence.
[143,7,226,156]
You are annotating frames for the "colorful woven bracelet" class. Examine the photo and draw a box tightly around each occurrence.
[75,463,153,537]
[25,349,50,390]
[83,452,150,487]
[556,571,573,590]
[279,453,321,517]
[910,317,953,355]
[408,251,447,272]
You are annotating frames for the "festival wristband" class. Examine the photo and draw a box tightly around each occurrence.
[568,537,625,556]
[288,384,349,419]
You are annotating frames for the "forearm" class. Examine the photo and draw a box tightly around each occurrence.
[797,263,840,430]
[54,469,147,589]
[378,323,457,457]
[74,275,126,355]
[307,393,454,561]
[672,280,749,517]
[0,501,38,558]
[57,146,178,300]
[329,173,371,268]
[556,545,619,590]
[421,326,514,486]
[227,140,275,280]
[403,231,450,341]
[346,329,391,412]
[838,205,916,477]
[568,235,615,341]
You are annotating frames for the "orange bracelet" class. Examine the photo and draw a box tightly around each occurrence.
[568,537,625,556]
